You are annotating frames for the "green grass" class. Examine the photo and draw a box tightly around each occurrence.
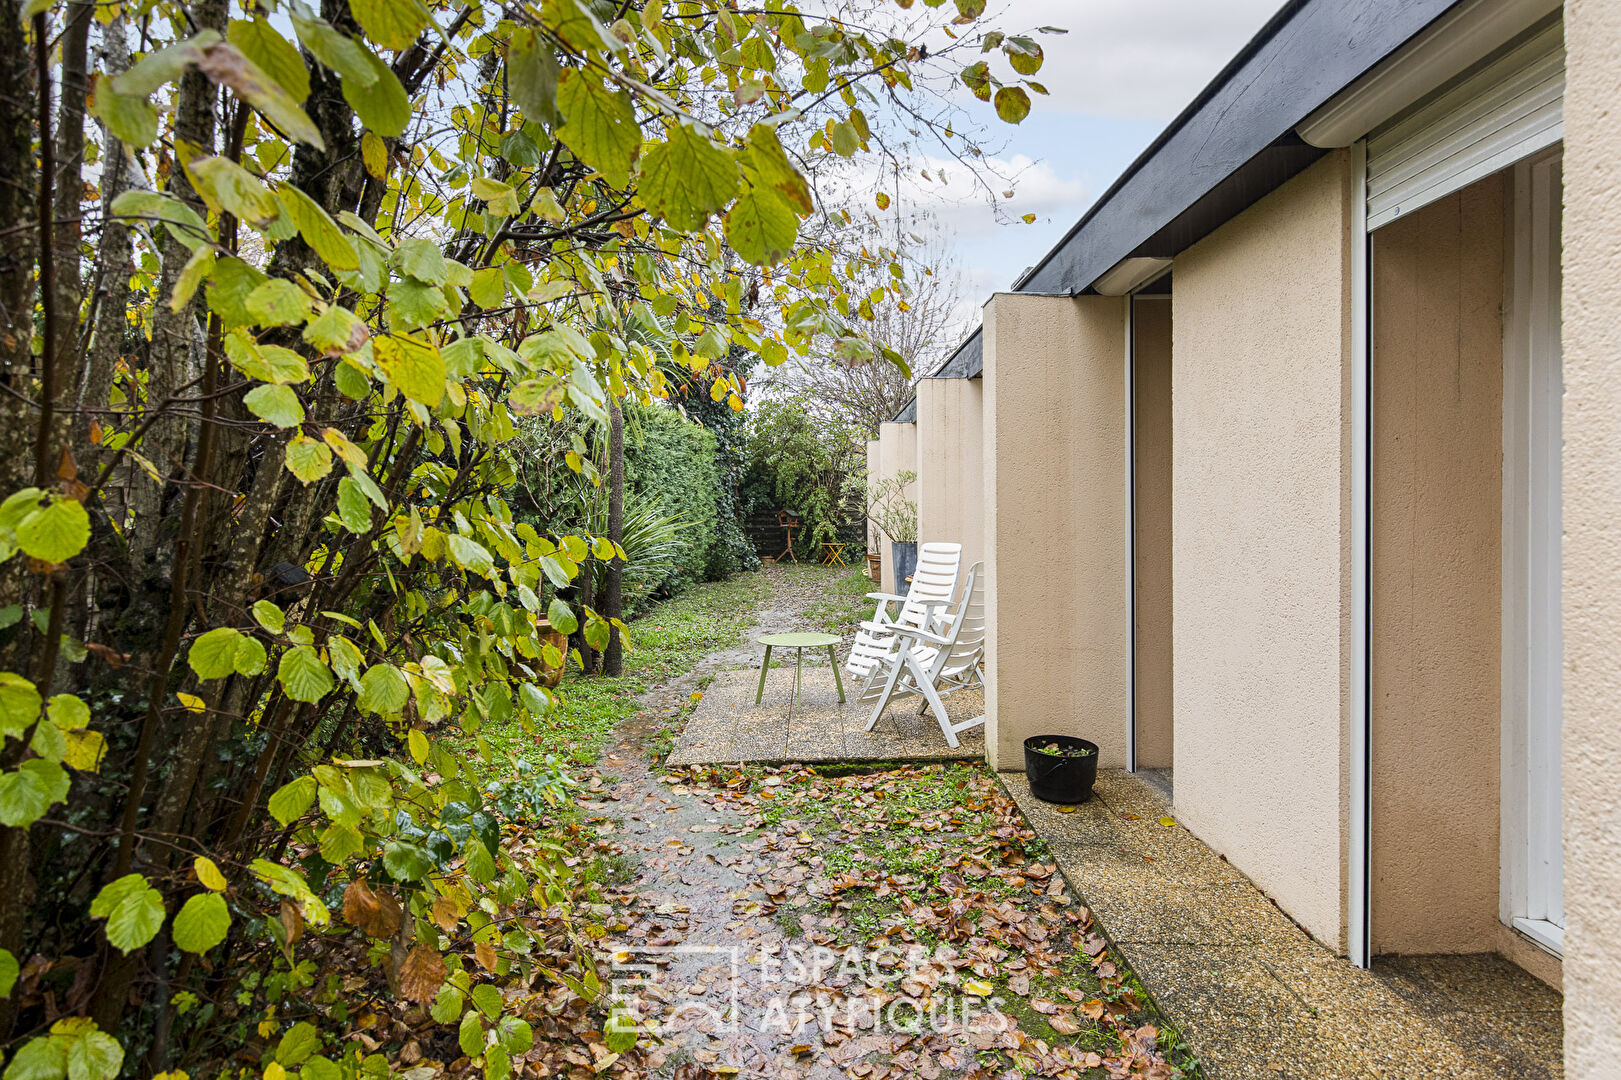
[799,569,877,636]
[467,571,771,769]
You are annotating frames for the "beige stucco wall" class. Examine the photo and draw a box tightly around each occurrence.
[1133,298,1174,770]
[1369,179,1505,954]
[916,377,985,576]
[981,293,1130,772]
[874,421,917,593]
[1560,0,1621,1070]
[1170,152,1353,949]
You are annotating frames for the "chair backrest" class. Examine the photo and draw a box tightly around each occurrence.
[897,542,962,629]
[933,562,985,679]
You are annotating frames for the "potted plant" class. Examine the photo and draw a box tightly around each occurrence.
[1024,736,1100,804]
[865,469,919,587]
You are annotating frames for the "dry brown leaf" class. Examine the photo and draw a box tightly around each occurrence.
[343,880,403,938]
[280,898,304,947]
[475,939,498,972]
[399,945,447,1003]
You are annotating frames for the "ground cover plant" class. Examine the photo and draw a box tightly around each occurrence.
[0,0,1060,1072]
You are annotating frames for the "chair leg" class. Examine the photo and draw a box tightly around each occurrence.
[913,656,958,748]
[755,645,772,704]
[865,641,910,732]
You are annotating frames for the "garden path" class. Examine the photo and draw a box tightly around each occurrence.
[579,566,1187,1080]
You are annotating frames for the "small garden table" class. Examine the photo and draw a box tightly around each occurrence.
[754,632,845,719]
[821,541,848,567]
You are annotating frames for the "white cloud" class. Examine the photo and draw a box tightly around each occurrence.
[981,0,1283,121]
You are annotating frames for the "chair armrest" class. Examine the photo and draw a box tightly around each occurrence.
[889,623,952,647]
[865,592,908,604]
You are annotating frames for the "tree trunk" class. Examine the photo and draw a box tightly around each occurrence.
[602,397,624,676]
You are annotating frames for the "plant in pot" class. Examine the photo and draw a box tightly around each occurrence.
[1025,735,1100,804]
[865,469,919,587]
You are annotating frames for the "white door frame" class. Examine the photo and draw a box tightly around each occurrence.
[1501,147,1564,956]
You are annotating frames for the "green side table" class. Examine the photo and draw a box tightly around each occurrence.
[755,632,845,718]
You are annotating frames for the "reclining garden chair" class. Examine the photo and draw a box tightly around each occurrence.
[856,561,986,748]
[844,541,962,686]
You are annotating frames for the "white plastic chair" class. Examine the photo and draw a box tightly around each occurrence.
[858,561,986,748]
[844,542,962,685]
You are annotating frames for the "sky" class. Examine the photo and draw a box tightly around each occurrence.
[904,0,1286,325]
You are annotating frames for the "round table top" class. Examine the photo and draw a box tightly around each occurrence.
[756,631,842,647]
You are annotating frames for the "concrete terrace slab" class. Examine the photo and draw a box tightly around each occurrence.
[1004,769,1564,1080]
[666,665,986,765]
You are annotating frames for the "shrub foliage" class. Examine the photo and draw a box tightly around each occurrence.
[0,0,1048,1074]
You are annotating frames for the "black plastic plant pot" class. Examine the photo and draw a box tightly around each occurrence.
[1024,735,1100,804]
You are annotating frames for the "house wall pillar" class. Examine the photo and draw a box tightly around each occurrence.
[1170,152,1354,950]
[875,421,917,593]
[1560,0,1621,1068]
[916,377,985,576]
[1369,178,1505,955]
[982,292,1130,772]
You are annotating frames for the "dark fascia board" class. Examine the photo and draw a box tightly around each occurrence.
[1016,0,1459,296]
[921,0,1463,383]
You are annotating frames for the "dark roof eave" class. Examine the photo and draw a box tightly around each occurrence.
[933,0,1463,380]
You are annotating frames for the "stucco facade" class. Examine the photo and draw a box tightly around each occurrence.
[873,421,917,594]
[1132,298,1174,771]
[1369,179,1505,954]
[1170,153,1354,949]
[1559,0,1621,1071]
[915,378,985,575]
[981,292,1130,772]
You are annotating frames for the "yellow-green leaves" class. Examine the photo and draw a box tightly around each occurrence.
[341,47,411,138]
[556,69,639,189]
[279,646,335,703]
[225,333,310,384]
[277,184,360,271]
[173,892,230,953]
[1,489,90,565]
[1003,35,1044,75]
[304,305,370,357]
[357,664,409,715]
[994,85,1030,124]
[268,776,317,826]
[89,74,159,147]
[110,190,212,252]
[195,856,228,892]
[725,187,798,266]
[507,30,560,127]
[90,874,166,954]
[336,477,373,533]
[349,0,433,52]
[285,434,335,484]
[246,279,315,326]
[6,1019,124,1080]
[640,124,739,231]
[188,155,280,228]
[188,626,268,680]
[245,384,306,428]
[228,18,311,103]
[0,674,39,738]
[374,335,446,407]
[470,176,520,218]
[0,759,69,827]
[193,40,325,149]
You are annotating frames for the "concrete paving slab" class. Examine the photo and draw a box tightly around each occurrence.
[1003,768,1564,1080]
[669,668,985,764]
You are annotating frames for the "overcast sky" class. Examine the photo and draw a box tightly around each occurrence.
[914,0,1285,323]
